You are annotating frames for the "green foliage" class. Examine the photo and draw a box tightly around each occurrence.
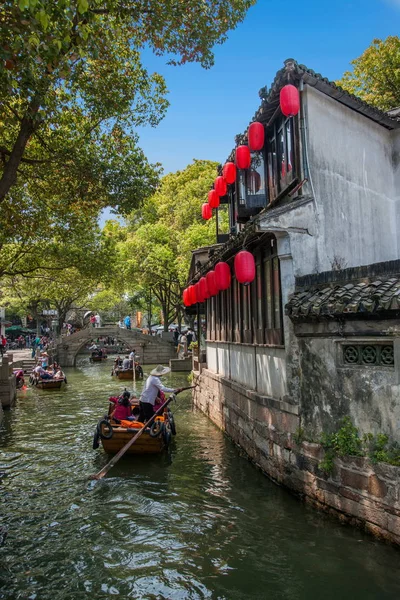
[319,417,363,474]
[336,36,400,111]
[0,0,255,208]
[363,433,400,467]
[319,418,400,474]
[120,159,220,326]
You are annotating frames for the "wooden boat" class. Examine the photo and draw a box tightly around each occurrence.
[90,351,108,362]
[113,365,143,380]
[35,378,66,390]
[93,400,176,455]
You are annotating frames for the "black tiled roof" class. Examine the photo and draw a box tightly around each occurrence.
[228,59,399,161]
[285,278,400,321]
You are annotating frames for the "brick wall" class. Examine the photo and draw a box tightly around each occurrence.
[194,369,400,546]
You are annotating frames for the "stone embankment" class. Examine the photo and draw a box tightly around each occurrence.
[194,368,400,546]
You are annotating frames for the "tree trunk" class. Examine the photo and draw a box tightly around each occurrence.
[0,96,42,202]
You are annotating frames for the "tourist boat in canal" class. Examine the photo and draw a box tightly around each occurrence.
[112,364,144,380]
[93,396,176,455]
[35,377,66,390]
[90,350,108,362]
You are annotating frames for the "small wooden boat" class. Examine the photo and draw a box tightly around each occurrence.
[35,378,66,390]
[90,351,108,362]
[113,365,143,380]
[93,401,176,455]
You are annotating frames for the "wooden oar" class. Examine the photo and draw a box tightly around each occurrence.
[89,385,196,481]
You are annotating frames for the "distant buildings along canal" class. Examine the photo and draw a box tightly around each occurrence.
[187,59,400,545]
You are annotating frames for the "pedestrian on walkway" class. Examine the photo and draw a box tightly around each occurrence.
[124,314,131,330]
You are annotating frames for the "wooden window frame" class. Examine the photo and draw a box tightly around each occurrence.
[267,114,298,204]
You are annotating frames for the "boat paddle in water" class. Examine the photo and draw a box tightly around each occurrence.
[89,386,195,480]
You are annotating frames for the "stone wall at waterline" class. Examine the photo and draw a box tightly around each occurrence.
[0,354,16,410]
[194,369,400,546]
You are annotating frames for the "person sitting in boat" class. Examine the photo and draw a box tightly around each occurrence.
[138,365,182,423]
[53,367,65,380]
[114,355,123,368]
[35,365,53,380]
[122,355,130,370]
[110,391,136,422]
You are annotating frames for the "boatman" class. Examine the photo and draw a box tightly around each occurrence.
[138,365,182,423]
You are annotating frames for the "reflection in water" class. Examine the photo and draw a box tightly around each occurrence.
[1,358,400,599]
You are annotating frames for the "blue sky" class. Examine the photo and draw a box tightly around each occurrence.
[101,0,399,224]
[135,0,399,173]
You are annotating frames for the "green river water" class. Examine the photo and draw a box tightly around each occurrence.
[1,358,400,600]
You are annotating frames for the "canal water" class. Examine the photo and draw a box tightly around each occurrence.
[1,360,400,600]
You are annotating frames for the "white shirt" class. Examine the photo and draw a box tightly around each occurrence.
[129,351,136,361]
[122,358,131,369]
[140,375,175,406]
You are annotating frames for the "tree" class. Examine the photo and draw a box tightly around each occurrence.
[121,159,223,329]
[0,0,255,206]
[336,36,400,111]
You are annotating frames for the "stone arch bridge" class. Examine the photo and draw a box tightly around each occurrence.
[56,326,176,367]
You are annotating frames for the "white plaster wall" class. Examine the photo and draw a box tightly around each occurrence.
[205,341,287,400]
[305,86,398,273]
[216,345,230,377]
[206,343,218,373]
[230,344,256,388]
[256,347,287,399]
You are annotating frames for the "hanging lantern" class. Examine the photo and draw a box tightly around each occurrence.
[188,284,197,305]
[235,145,251,170]
[234,250,255,285]
[208,189,220,209]
[182,288,190,307]
[222,162,236,185]
[206,270,218,296]
[202,202,212,220]
[214,176,227,197]
[196,281,205,303]
[198,276,209,301]
[215,262,231,291]
[280,84,300,117]
[248,122,265,152]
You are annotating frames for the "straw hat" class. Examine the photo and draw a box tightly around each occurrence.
[150,365,170,377]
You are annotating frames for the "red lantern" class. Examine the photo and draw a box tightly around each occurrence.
[223,162,236,185]
[206,270,218,296]
[214,176,227,197]
[235,145,251,170]
[208,189,220,209]
[234,251,255,285]
[280,84,300,117]
[202,202,212,220]
[248,122,265,152]
[188,284,197,304]
[182,288,190,307]
[198,276,209,301]
[194,281,203,303]
[214,262,231,291]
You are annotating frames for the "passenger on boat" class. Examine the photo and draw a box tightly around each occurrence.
[122,356,130,370]
[111,391,136,421]
[114,356,123,368]
[138,365,182,423]
[53,368,65,380]
[34,366,53,380]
